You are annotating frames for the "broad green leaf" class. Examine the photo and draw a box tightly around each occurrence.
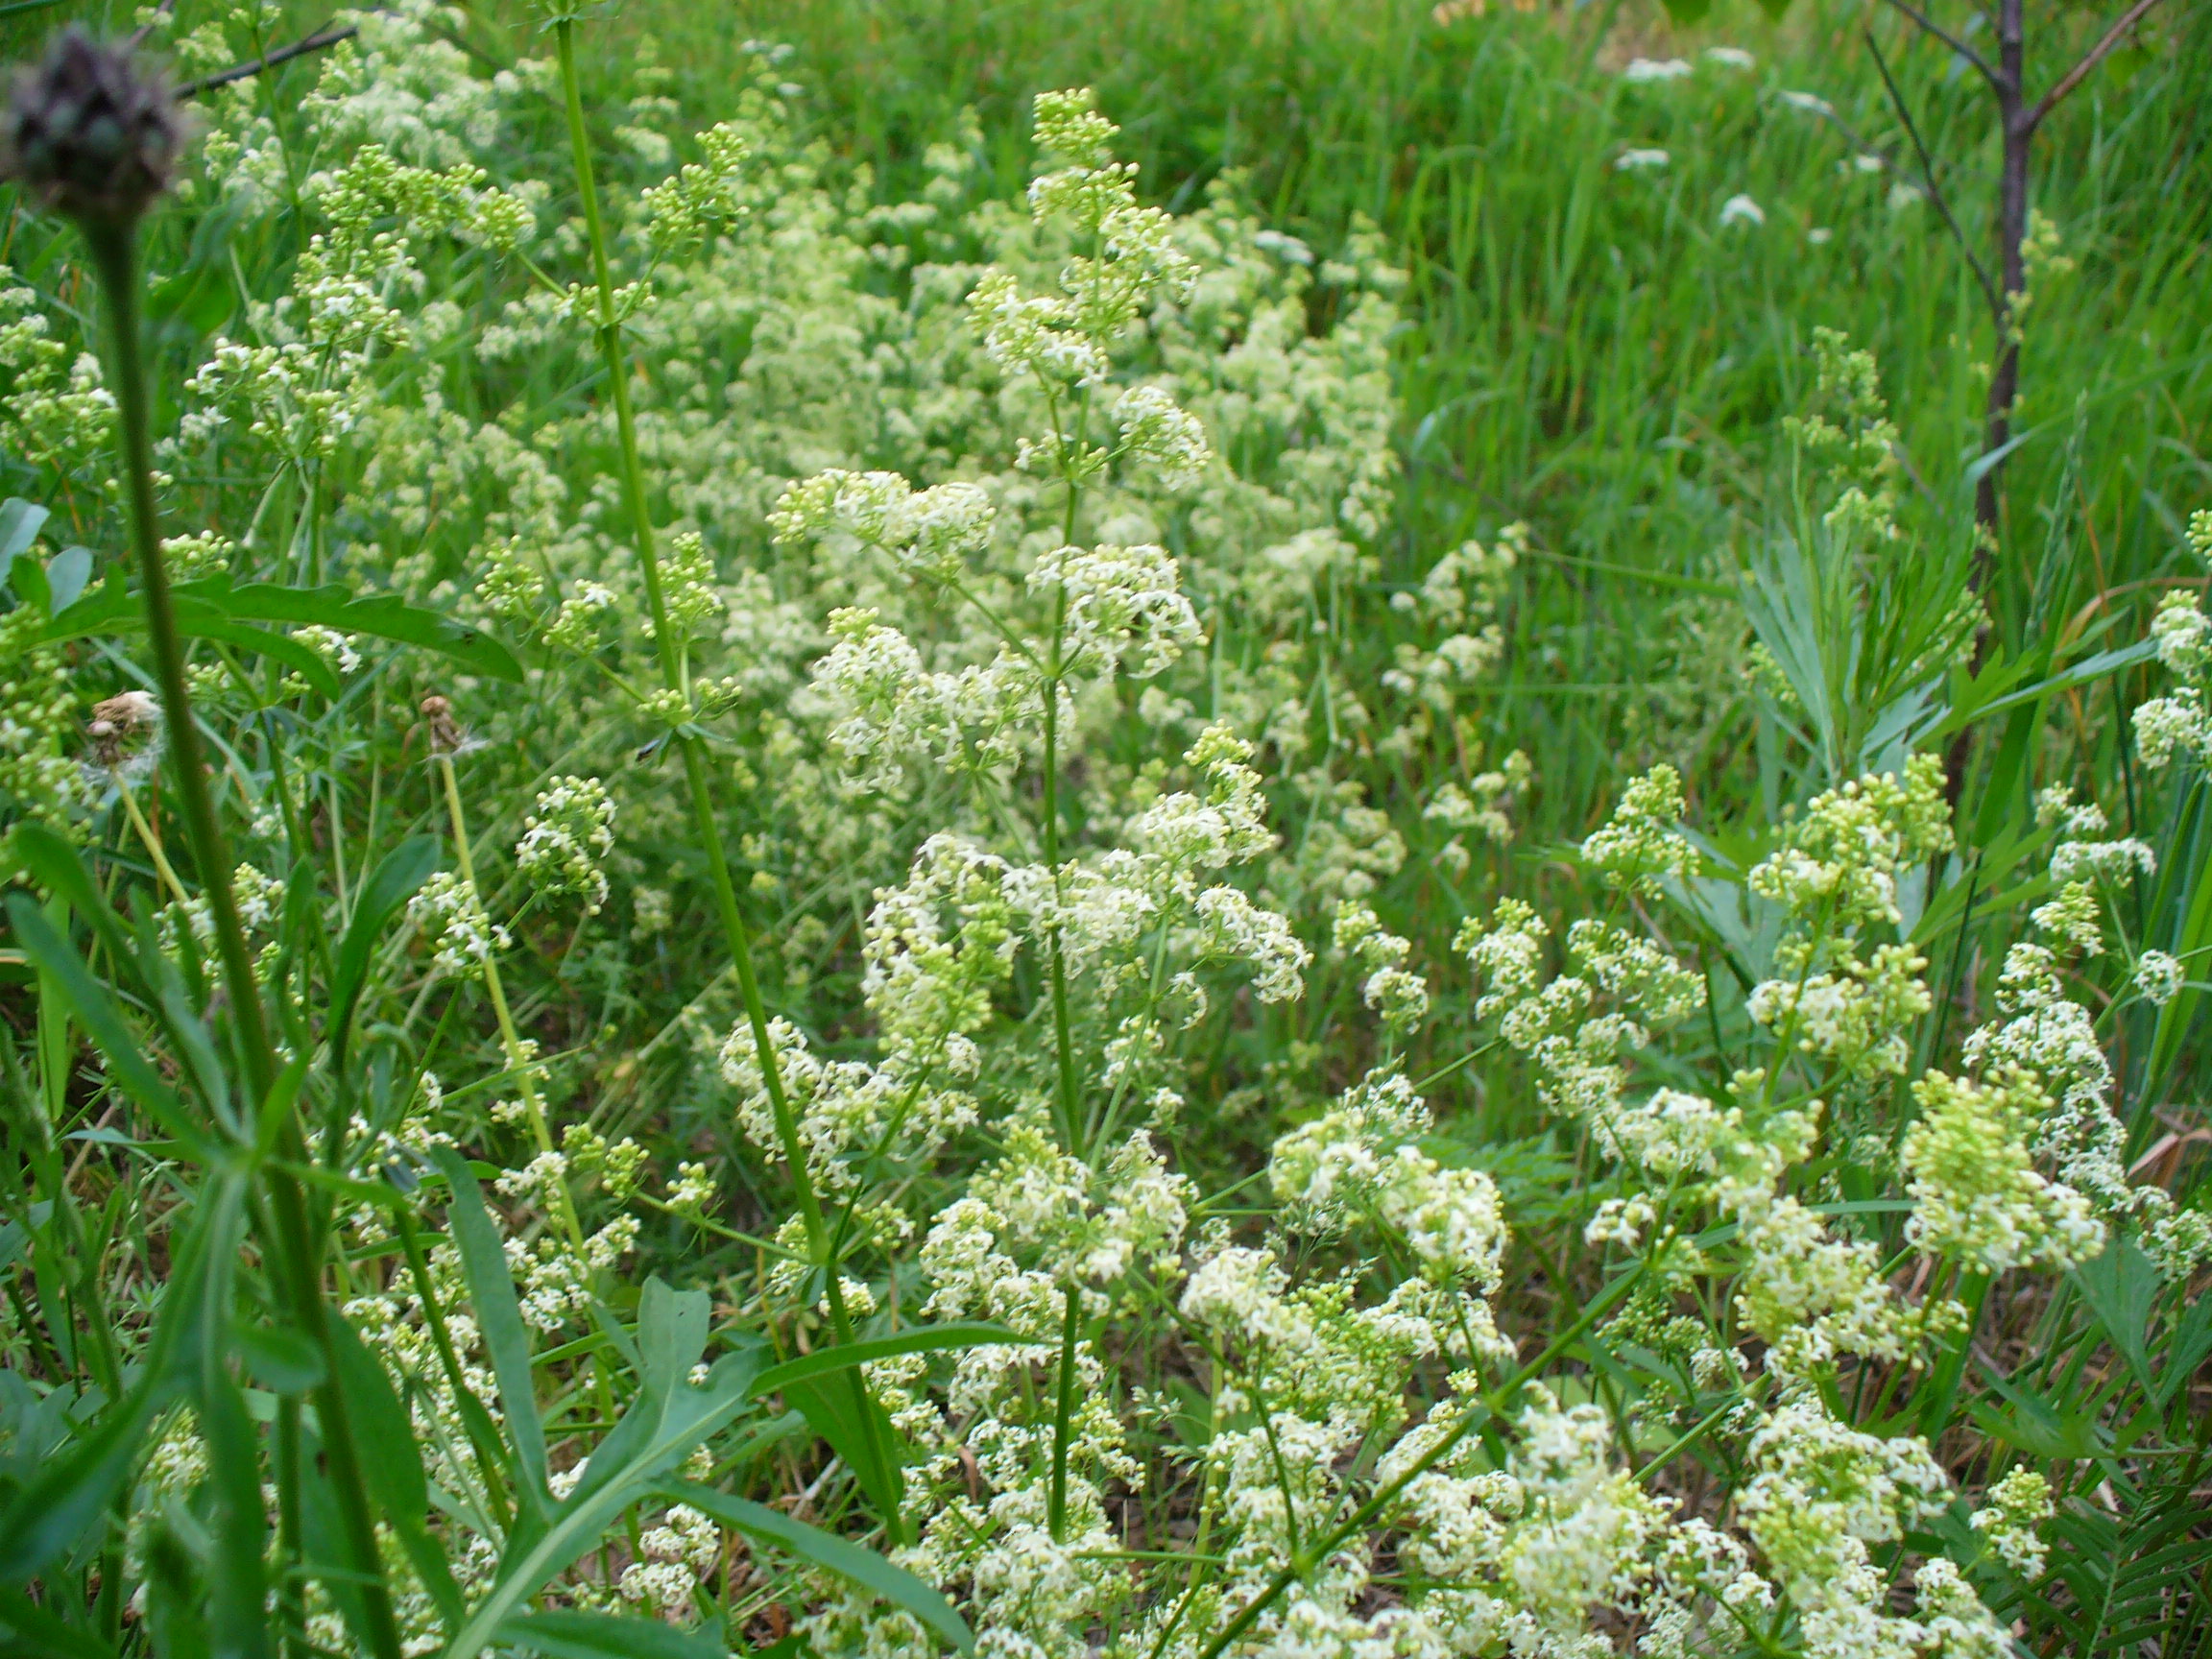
[785,1371,906,1533]
[147,259,236,336]
[430,1146,551,1519]
[43,545,90,613]
[662,1479,974,1653]
[2071,1237,2159,1399]
[0,497,47,564]
[751,1324,1021,1400]
[48,571,524,682]
[328,836,440,1070]
[231,1321,325,1395]
[494,1611,723,1659]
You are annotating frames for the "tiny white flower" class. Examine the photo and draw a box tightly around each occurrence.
[1615,148,1670,172]
[1705,46,1755,67]
[1623,57,1693,82]
[1780,88,1836,115]
[2134,950,2184,1006]
[1719,193,1766,228]
[1808,227,1834,245]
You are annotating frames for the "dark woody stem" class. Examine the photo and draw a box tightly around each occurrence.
[83,213,406,1659]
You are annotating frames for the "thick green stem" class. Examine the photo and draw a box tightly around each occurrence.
[83,228,272,1103]
[84,217,405,1659]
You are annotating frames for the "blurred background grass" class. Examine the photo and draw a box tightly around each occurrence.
[9,0,2207,835]
[606,0,2212,830]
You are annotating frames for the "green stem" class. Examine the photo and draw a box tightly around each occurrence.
[551,15,894,1538]
[84,224,272,1105]
[1047,1281,1082,1542]
[84,216,405,1659]
[276,1396,305,1659]
[549,20,822,1253]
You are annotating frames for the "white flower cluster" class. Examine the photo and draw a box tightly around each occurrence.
[2132,590,2212,767]
[515,774,616,913]
[406,871,510,975]
[1332,902,1430,1030]
[1028,541,1205,680]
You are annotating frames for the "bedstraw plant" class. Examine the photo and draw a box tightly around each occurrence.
[0,4,2207,1657]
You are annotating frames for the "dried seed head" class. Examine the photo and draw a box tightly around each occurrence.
[85,688,162,776]
[2,30,181,227]
[421,694,468,755]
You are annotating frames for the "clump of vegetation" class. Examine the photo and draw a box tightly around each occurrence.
[1,2,2207,1656]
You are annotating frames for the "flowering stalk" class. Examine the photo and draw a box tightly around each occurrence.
[24,34,403,1655]
[431,748,585,1247]
[548,12,897,1530]
[547,19,822,1261]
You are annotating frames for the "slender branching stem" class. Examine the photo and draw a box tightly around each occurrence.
[550,15,900,1538]
[549,19,829,1274]
[433,751,586,1246]
[1191,1263,1646,1659]
[113,779,192,909]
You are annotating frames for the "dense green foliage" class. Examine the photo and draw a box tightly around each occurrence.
[1,0,2209,1655]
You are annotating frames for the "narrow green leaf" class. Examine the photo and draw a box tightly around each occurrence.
[5,894,219,1163]
[661,1479,974,1653]
[329,836,440,1070]
[752,1324,1020,1400]
[191,1180,269,1659]
[47,572,524,682]
[430,1146,550,1518]
[0,1190,215,1581]
[445,1352,758,1659]
[325,1314,466,1626]
[0,1585,116,1659]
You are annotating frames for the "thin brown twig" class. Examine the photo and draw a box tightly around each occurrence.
[176,21,357,101]
[2024,0,2173,132]
[1863,26,2004,324]
[1875,0,2005,89]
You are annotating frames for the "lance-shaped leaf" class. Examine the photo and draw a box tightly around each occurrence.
[48,571,524,682]
[661,1479,974,1653]
[328,836,440,1070]
[494,1610,724,1659]
[749,1322,1019,1401]
[430,1146,550,1522]
[442,1286,761,1659]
